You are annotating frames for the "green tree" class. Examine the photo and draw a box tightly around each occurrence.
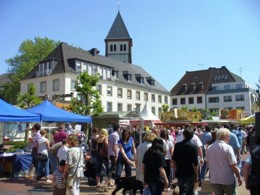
[70,72,103,116]
[4,37,59,104]
[17,85,42,109]
[162,104,169,113]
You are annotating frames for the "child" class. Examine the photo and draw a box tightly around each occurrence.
[52,160,66,195]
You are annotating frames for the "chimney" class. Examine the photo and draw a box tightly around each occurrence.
[90,48,100,56]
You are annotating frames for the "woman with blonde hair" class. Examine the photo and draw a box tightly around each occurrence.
[95,128,110,188]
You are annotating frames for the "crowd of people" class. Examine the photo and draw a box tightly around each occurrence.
[28,121,260,195]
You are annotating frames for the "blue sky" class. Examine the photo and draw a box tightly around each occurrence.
[1,0,260,91]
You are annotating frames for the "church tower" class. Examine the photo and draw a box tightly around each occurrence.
[105,11,133,64]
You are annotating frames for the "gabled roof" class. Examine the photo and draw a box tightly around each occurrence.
[105,12,131,40]
[22,42,169,93]
[171,66,244,95]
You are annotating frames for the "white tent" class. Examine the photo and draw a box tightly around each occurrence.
[140,102,161,122]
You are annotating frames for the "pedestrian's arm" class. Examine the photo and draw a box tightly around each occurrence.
[159,167,169,188]
[243,162,251,190]
[118,143,133,165]
[230,163,242,186]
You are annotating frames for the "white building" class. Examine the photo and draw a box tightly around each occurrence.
[170,66,258,116]
[20,12,170,117]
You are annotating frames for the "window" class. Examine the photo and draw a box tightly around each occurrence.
[124,44,126,51]
[236,95,244,101]
[40,81,46,93]
[136,91,140,100]
[224,107,232,111]
[113,44,116,51]
[53,79,60,91]
[172,98,177,105]
[209,97,219,103]
[152,107,156,115]
[96,85,102,95]
[71,79,76,91]
[236,107,245,110]
[197,96,203,104]
[210,108,219,113]
[127,104,132,111]
[158,95,162,103]
[164,96,168,104]
[144,93,148,101]
[181,98,186,105]
[107,102,112,112]
[151,94,155,102]
[212,86,219,91]
[28,83,33,92]
[120,44,123,51]
[117,103,122,112]
[224,96,232,102]
[110,45,113,51]
[158,108,162,115]
[236,84,242,89]
[127,90,132,99]
[224,85,230,90]
[107,86,112,96]
[117,88,122,98]
[135,103,141,113]
[188,97,194,104]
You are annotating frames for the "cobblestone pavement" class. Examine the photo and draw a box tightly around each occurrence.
[0,153,250,195]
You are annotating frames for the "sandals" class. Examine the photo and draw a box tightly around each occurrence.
[96,184,101,188]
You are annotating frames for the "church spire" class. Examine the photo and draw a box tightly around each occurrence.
[105,12,133,63]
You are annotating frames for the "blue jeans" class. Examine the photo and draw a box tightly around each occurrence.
[37,158,50,178]
[115,158,132,184]
[200,162,208,180]
[48,152,58,173]
[178,176,195,195]
[148,182,163,195]
[211,183,236,195]
[96,154,109,177]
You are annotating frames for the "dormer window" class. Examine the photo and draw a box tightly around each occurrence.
[182,83,188,91]
[190,82,196,91]
[146,77,155,86]
[198,82,204,91]
[135,74,144,84]
[123,71,132,82]
[112,70,119,79]
[36,58,57,77]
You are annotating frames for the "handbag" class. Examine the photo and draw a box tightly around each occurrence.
[37,153,48,161]
[247,149,260,189]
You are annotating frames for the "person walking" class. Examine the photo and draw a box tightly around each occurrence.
[64,134,85,195]
[52,160,66,195]
[57,138,69,162]
[53,124,68,144]
[34,129,51,183]
[206,128,242,195]
[135,132,156,195]
[160,129,174,192]
[29,123,41,176]
[48,141,63,173]
[243,136,260,195]
[106,123,120,187]
[142,138,169,195]
[115,128,136,185]
[172,126,199,195]
[95,128,110,189]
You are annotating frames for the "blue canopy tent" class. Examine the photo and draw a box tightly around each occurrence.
[26,100,92,123]
[0,99,40,122]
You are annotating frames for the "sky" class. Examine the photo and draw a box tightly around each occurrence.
[1,0,260,91]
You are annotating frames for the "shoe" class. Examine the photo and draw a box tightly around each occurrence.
[96,184,101,188]
[46,179,52,183]
[165,188,171,192]
[194,191,198,195]
[108,182,114,187]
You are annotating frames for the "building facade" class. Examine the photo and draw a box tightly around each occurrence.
[170,66,258,116]
[20,12,170,117]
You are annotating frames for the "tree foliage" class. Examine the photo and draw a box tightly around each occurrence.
[162,104,169,113]
[4,37,59,104]
[17,85,42,109]
[70,72,103,116]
